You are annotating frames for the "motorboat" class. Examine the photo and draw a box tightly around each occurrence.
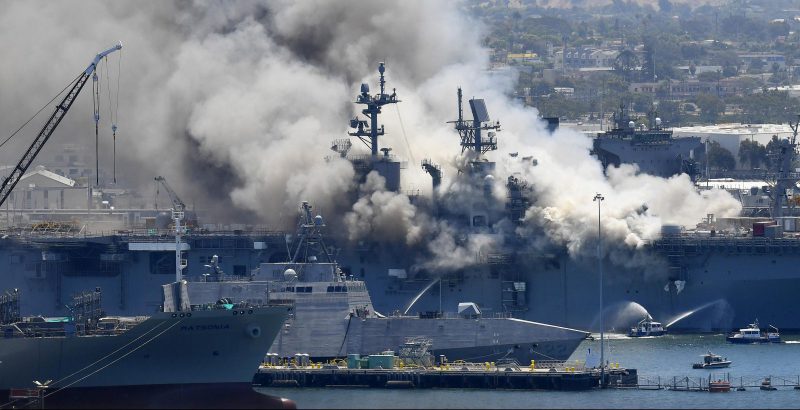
[725,319,781,344]
[692,351,731,369]
[628,316,667,337]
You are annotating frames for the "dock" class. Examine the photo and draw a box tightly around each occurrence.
[253,361,637,391]
[636,374,800,392]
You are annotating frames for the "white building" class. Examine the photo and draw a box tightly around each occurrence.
[671,123,795,164]
[5,165,88,210]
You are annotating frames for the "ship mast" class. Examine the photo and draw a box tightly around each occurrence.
[449,87,501,157]
[773,115,800,219]
[348,62,400,158]
[290,201,333,264]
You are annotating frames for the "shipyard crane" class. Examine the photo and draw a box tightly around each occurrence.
[0,42,122,209]
[154,176,186,212]
[154,175,189,283]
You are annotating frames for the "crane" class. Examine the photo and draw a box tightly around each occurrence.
[154,176,186,212]
[0,42,122,208]
[154,175,189,283]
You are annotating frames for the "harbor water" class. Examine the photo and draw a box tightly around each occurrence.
[257,332,800,408]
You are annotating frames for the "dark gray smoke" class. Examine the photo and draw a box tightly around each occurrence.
[0,0,740,270]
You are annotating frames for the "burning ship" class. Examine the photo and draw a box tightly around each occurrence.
[1,57,800,337]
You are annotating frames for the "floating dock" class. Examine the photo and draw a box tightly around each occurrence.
[253,361,637,391]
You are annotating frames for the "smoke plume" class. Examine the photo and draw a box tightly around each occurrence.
[0,0,741,271]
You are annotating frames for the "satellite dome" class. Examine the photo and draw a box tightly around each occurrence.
[315,215,324,225]
[283,269,297,281]
[484,174,495,181]
[628,121,635,129]
[655,117,662,126]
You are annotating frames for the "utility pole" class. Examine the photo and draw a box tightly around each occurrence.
[593,193,605,388]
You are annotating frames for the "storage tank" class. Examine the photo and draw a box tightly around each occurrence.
[368,354,395,370]
[347,354,361,369]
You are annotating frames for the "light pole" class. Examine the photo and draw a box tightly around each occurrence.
[33,379,51,409]
[593,193,605,388]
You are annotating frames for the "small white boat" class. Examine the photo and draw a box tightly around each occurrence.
[726,319,781,344]
[628,316,667,337]
[692,351,731,369]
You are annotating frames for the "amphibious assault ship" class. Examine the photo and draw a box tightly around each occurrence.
[591,103,704,180]
[3,62,800,334]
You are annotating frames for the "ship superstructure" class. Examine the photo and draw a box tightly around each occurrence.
[592,104,704,180]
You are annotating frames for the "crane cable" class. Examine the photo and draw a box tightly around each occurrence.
[104,49,122,184]
[92,67,101,186]
[0,72,83,150]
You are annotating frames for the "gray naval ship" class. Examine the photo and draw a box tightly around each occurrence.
[182,202,589,364]
[3,62,800,334]
[0,283,290,409]
[591,103,704,181]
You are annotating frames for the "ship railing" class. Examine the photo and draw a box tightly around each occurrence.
[121,229,287,240]
[531,360,572,370]
[389,311,515,319]
[187,301,286,311]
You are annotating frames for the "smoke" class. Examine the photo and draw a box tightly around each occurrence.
[345,171,427,245]
[0,0,741,272]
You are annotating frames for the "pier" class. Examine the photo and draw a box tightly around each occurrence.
[253,361,637,391]
[635,374,800,392]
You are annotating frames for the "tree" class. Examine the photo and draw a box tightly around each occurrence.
[697,71,721,82]
[694,93,724,123]
[749,58,766,73]
[738,139,767,169]
[707,140,736,170]
[766,135,783,172]
[613,50,639,82]
[656,100,681,126]
[722,64,738,77]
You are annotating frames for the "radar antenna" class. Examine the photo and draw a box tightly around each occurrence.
[348,62,400,157]
[448,87,500,156]
[290,201,334,264]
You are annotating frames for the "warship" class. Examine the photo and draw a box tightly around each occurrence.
[591,103,704,181]
[3,61,800,334]
[0,283,291,409]
[182,202,589,364]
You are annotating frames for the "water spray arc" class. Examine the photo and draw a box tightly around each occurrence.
[403,278,441,315]
[665,299,727,328]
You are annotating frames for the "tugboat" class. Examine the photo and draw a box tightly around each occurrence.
[628,316,667,337]
[760,377,777,391]
[692,352,731,369]
[726,319,782,344]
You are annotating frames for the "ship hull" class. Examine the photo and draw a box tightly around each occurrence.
[1,383,294,409]
[6,233,800,332]
[0,306,290,409]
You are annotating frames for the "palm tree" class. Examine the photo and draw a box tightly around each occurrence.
[613,50,639,82]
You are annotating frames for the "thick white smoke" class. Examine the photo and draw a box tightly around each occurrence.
[0,0,741,270]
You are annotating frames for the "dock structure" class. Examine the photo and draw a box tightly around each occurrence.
[253,361,637,391]
[632,374,800,392]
